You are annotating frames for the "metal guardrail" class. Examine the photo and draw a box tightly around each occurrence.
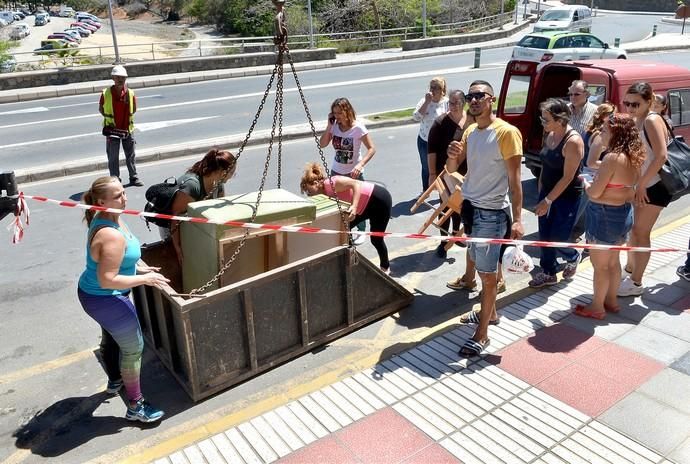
[6,12,514,70]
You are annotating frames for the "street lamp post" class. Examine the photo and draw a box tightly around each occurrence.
[106,0,121,63]
[307,0,314,48]
[498,0,505,30]
[514,0,519,24]
[422,0,427,38]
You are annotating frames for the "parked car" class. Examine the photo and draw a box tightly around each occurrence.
[64,26,90,37]
[20,8,32,16]
[48,32,79,43]
[79,18,101,29]
[497,59,690,178]
[0,11,15,24]
[0,18,8,27]
[511,31,627,64]
[34,12,49,25]
[70,21,97,32]
[0,55,17,73]
[9,22,30,39]
[62,29,82,40]
[34,39,78,56]
[534,5,592,33]
[59,6,75,17]
[75,12,100,22]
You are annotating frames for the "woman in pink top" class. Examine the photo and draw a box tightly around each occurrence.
[300,162,392,274]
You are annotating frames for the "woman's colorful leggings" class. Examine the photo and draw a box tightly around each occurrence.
[78,288,143,403]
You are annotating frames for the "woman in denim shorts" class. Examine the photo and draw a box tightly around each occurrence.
[576,114,644,320]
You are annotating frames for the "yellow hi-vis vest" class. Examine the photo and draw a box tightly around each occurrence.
[102,87,134,133]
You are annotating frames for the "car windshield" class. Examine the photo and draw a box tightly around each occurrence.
[517,35,551,49]
[540,10,571,21]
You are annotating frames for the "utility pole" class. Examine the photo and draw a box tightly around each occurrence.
[307,0,314,48]
[499,0,505,30]
[106,0,121,63]
[422,0,427,38]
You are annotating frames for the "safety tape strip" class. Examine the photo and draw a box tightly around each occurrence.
[12,193,690,254]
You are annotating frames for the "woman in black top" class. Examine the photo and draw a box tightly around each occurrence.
[529,98,584,288]
[162,148,237,263]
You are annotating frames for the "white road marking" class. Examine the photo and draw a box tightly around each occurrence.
[0,107,49,115]
[0,65,502,130]
[0,116,219,149]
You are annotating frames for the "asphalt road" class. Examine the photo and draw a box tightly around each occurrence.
[0,13,683,173]
[1,123,690,463]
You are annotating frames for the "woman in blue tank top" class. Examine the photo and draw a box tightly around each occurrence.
[77,176,169,423]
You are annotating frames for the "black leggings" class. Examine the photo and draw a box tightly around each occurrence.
[352,184,392,269]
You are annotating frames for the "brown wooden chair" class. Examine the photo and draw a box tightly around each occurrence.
[410,169,464,242]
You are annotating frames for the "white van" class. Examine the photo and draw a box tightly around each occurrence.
[9,22,30,39]
[533,5,592,33]
[0,11,15,24]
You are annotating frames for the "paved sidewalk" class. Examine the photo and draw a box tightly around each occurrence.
[139,221,690,464]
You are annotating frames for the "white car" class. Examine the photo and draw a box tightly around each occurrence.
[512,31,627,64]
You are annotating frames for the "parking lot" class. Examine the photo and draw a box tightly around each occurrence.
[3,16,76,63]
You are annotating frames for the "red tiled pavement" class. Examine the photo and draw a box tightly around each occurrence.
[401,444,462,464]
[671,293,690,313]
[336,408,434,463]
[536,362,633,416]
[278,436,359,464]
[578,343,665,392]
[497,323,664,417]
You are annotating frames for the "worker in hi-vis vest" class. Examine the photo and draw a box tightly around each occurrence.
[99,65,143,187]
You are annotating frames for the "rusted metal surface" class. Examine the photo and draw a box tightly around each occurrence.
[135,243,413,401]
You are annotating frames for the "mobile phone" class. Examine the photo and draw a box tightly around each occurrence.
[328,114,335,124]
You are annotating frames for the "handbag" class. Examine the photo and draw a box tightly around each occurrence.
[643,115,690,201]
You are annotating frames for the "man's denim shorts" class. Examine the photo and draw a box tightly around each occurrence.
[468,207,509,274]
[585,201,633,246]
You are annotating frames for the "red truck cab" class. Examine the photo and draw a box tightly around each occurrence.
[497,59,690,177]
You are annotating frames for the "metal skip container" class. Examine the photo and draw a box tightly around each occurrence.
[135,189,413,401]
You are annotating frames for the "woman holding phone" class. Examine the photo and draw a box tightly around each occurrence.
[320,97,377,245]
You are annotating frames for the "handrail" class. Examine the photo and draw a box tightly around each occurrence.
[6,12,516,70]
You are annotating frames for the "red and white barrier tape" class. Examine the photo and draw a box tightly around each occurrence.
[7,193,29,244]
[8,193,690,254]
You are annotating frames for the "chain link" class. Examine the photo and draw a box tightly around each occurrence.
[188,29,359,295]
[285,50,356,248]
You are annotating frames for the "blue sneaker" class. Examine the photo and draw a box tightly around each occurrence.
[125,398,164,423]
[106,378,123,395]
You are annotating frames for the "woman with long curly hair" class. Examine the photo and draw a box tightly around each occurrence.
[575,113,644,319]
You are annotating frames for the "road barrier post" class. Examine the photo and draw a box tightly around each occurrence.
[474,47,481,68]
[614,37,620,48]
[652,25,657,37]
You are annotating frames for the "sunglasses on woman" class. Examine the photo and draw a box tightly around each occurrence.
[622,101,641,109]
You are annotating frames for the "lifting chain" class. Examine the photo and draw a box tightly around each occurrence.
[188,13,357,296]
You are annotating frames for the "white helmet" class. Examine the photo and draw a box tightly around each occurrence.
[111,65,128,77]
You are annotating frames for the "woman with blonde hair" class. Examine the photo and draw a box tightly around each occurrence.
[575,114,644,319]
[618,82,671,296]
[413,76,449,193]
[320,97,376,245]
[78,176,169,422]
[300,162,392,274]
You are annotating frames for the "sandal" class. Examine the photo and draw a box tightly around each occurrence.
[446,276,477,291]
[458,338,491,358]
[459,310,500,326]
[573,304,606,320]
[604,303,621,313]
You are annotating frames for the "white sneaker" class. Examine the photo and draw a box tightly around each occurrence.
[618,276,643,297]
[353,234,367,246]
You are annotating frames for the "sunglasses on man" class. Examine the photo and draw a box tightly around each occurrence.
[466,91,492,102]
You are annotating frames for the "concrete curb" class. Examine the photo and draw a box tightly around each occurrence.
[14,117,417,185]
